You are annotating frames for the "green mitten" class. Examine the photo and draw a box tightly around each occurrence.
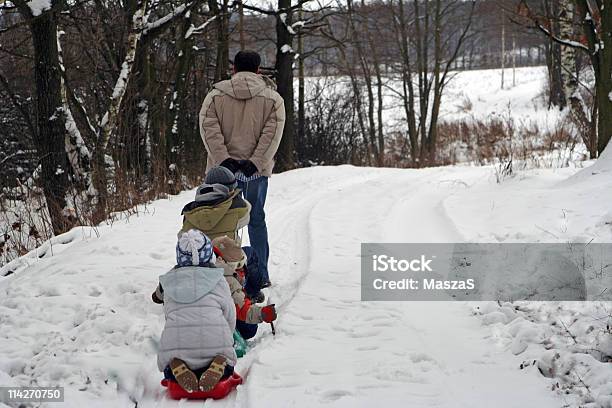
[233,330,248,358]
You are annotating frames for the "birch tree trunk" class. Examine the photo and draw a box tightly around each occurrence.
[559,0,577,99]
[94,0,148,214]
[57,31,95,199]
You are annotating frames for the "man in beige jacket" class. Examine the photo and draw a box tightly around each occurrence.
[199,50,285,287]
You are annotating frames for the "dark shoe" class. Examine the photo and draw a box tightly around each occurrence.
[199,355,228,392]
[152,291,163,304]
[169,358,198,393]
[250,291,265,303]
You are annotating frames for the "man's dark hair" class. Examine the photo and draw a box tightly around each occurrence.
[234,50,261,73]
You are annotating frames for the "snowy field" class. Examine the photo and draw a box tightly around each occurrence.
[306,66,564,131]
[1,155,611,407]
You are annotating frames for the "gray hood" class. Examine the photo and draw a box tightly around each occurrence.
[159,266,224,304]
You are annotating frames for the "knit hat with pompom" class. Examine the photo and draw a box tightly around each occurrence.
[176,229,214,267]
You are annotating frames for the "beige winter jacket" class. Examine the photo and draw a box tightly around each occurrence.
[199,71,286,177]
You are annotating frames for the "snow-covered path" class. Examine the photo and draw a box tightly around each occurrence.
[4,164,611,407]
[234,167,561,408]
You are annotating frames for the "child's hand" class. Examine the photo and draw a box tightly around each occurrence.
[261,304,277,323]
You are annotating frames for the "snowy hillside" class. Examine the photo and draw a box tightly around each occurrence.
[307,66,564,129]
[1,161,611,407]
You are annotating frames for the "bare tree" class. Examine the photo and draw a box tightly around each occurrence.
[11,0,75,234]
[395,0,476,166]
[520,0,612,155]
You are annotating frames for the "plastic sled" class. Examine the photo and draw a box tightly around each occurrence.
[233,330,248,358]
[161,373,243,400]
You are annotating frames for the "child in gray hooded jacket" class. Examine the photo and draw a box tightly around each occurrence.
[154,229,237,393]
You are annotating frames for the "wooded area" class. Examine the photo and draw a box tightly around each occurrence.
[0,0,610,241]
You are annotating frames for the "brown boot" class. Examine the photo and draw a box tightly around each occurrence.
[198,355,228,392]
[169,358,198,393]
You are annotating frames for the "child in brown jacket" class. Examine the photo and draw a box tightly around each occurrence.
[212,236,276,339]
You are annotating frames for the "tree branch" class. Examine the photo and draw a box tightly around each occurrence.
[534,21,590,53]
[0,70,37,140]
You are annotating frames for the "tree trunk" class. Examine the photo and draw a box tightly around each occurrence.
[30,10,74,235]
[165,13,194,193]
[426,0,443,165]
[364,9,385,165]
[211,0,230,81]
[575,0,612,154]
[297,8,305,148]
[512,32,517,87]
[274,0,296,171]
[238,0,246,50]
[547,0,567,108]
[57,32,95,199]
[501,8,505,89]
[395,0,418,164]
[559,0,577,98]
[595,1,612,154]
[94,0,148,213]
[347,0,377,163]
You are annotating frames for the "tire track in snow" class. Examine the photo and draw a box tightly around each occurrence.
[231,167,562,408]
[201,170,386,408]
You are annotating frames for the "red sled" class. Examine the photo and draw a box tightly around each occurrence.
[161,373,243,400]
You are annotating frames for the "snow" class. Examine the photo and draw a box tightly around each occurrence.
[1,65,611,407]
[185,16,217,39]
[1,161,611,407]
[111,62,131,100]
[565,141,612,183]
[305,66,567,142]
[26,0,51,16]
[144,4,188,35]
[281,44,293,54]
[292,20,306,30]
[99,112,109,129]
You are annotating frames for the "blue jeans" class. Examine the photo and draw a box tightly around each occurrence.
[242,246,265,298]
[237,177,270,283]
[236,320,258,340]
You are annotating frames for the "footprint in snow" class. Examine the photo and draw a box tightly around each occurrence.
[308,369,333,376]
[319,389,354,402]
[351,328,379,338]
[409,352,438,364]
[89,287,102,297]
[356,345,379,351]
